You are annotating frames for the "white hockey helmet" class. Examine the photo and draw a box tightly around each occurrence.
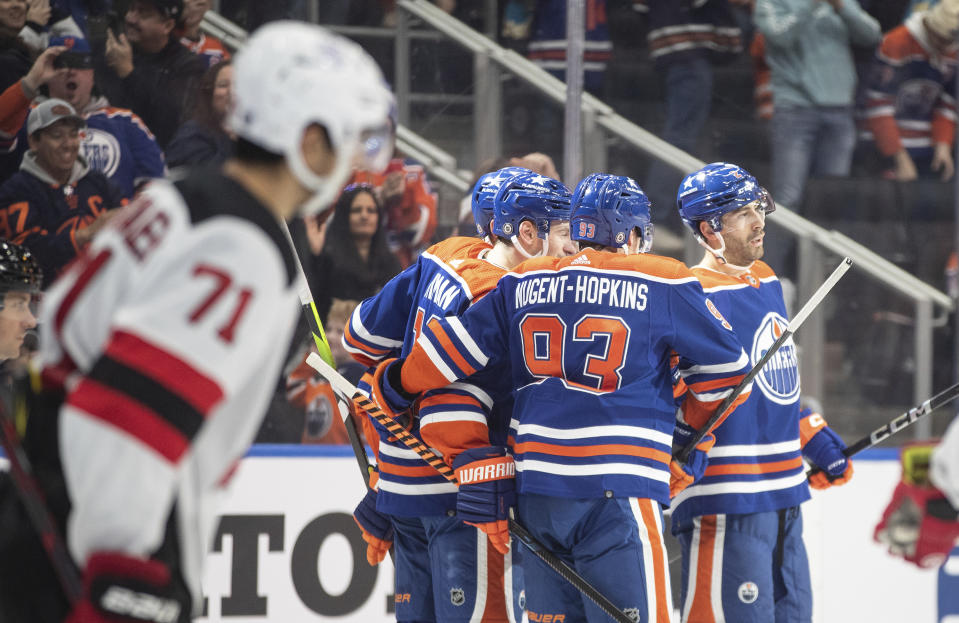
[230,21,395,213]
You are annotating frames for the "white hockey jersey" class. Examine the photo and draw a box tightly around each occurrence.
[932,415,959,510]
[37,171,300,608]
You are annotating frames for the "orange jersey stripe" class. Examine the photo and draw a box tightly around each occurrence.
[420,422,490,466]
[637,499,672,623]
[426,236,491,262]
[427,321,478,378]
[515,441,671,464]
[343,322,390,354]
[686,374,744,394]
[380,463,447,479]
[481,543,508,621]
[703,456,803,477]
[688,516,719,623]
[419,393,484,409]
[683,387,751,432]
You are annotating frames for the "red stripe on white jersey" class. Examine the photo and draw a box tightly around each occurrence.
[54,248,112,339]
[67,378,189,463]
[105,330,224,415]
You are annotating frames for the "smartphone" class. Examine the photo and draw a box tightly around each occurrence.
[86,11,122,48]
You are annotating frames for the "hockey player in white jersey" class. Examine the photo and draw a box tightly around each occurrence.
[876,426,959,565]
[0,22,394,623]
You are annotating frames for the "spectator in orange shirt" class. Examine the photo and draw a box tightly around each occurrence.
[861,0,959,181]
[177,0,229,68]
[286,298,366,445]
[349,157,437,267]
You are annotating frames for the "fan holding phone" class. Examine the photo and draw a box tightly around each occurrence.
[91,0,205,149]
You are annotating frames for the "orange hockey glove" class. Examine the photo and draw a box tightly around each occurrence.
[670,422,715,497]
[800,409,853,490]
[453,446,515,555]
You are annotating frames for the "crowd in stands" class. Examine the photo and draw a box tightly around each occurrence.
[0,0,957,442]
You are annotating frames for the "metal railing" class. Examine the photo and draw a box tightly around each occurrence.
[201,10,474,198]
[204,6,954,435]
[390,0,954,436]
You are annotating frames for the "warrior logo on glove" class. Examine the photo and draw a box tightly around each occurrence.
[458,459,516,484]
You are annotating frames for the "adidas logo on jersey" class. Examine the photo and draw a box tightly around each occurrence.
[570,254,591,266]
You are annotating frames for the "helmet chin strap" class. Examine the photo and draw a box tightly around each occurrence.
[510,235,548,259]
[698,232,754,272]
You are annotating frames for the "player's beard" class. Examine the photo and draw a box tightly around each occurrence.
[723,230,764,267]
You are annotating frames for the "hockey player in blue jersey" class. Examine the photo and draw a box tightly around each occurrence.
[345,167,576,622]
[365,173,755,623]
[671,162,855,623]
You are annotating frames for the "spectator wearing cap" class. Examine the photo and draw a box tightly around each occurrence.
[860,0,959,182]
[46,35,165,196]
[177,0,229,68]
[94,0,205,148]
[0,36,166,196]
[0,98,124,285]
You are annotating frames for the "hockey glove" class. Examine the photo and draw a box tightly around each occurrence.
[353,487,393,566]
[800,409,853,489]
[670,421,715,498]
[453,446,515,555]
[875,443,959,568]
[362,358,416,425]
[67,552,188,623]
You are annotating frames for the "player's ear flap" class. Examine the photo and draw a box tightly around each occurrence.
[301,123,336,177]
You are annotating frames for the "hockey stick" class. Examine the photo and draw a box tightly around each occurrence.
[281,224,372,486]
[676,257,854,464]
[806,381,959,479]
[306,353,634,623]
[0,411,82,604]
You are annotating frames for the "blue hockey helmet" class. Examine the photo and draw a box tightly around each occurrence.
[470,166,530,240]
[571,173,654,253]
[676,162,775,242]
[492,170,572,241]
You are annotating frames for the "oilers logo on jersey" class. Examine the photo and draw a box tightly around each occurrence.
[80,128,122,179]
[750,312,799,405]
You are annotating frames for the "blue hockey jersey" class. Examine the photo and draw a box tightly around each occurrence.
[528,0,612,92]
[8,97,166,199]
[400,248,752,505]
[344,236,503,517]
[0,152,125,285]
[671,261,810,523]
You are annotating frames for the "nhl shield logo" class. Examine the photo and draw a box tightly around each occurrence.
[750,312,800,405]
[738,581,759,604]
[450,587,465,607]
